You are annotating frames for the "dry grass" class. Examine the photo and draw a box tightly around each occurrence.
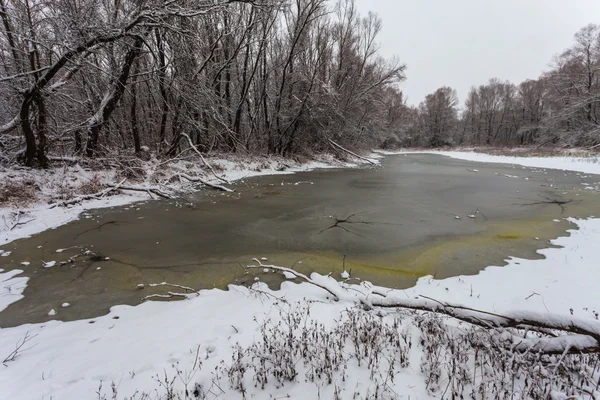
[0,178,38,207]
[477,146,599,158]
[398,146,599,158]
[77,175,105,195]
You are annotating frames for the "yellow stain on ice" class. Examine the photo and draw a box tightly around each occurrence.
[277,217,578,288]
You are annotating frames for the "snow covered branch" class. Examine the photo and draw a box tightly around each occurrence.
[49,179,127,208]
[368,294,600,354]
[106,183,172,199]
[180,133,231,185]
[0,116,18,134]
[247,259,340,300]
[177,173,234,192]
[328,139,378,165]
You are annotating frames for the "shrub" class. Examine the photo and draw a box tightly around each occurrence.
[0,178,37,207]
[77,175,105,195]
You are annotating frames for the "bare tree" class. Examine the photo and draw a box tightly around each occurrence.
[419,87,458,147]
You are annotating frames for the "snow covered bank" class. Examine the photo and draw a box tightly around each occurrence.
[406,217,600,318]
[0,217,599,399]
[377,149,600,175]
[0,153,368,246]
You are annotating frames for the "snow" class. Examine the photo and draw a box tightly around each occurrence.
[377,149,600,174]
[283,271,296,279]
[340,270,350,279]
[0,269,28,312]
[392,217,600,320]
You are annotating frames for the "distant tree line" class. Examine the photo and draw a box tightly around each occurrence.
[391,24,600,149]
[0,0,405,167]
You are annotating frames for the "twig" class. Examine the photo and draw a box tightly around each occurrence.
[141,292,189,301]
[3,331,38,364]
[149,282,196,292]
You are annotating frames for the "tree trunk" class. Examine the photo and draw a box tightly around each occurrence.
[155,28,168,151]
[130,63,141,154]
[86,37,144,157]
[19,97,36,166]
[0,0,22,74]
[34,93,48,167]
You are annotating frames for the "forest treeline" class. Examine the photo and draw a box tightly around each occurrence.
[0,0,404,167]
[395,24,600,150]
[0,0,599,169]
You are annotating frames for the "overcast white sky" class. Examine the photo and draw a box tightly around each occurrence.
[354,0,600,106]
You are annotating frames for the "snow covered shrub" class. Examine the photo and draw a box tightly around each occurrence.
[219,304,411,398]
[114,159,147,181]
[0,178,36,207]
[77,174,104,195]
[416,313,600,399]
[94,305,600,399]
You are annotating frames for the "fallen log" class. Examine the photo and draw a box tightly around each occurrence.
[368,295,600,354]
[249,264,600,355]
[49,178,127,208]
[328,139,378,165]
[248,259,340,300]
[178,173,234,192]
[106,183,172,199]
[148,282,196,292]
[181,133,231,184]
[141,292,189,301]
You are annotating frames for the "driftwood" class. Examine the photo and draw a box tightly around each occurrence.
[248,259,340,300]
[181,133,231,184]
[368,295,600,354]
[250,264,600,355]
[178,173,234,192]
[148,282,196,292]
[141,281,199,302]
[106,183,172,199]
[49,178,127,208]
[141,292,189,301]
[328,139,377,165]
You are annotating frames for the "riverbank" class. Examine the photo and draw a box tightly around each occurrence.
[4,148,599,247]
[1,153,373,246]
[1,151,600,399]
[377,147,600,174]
